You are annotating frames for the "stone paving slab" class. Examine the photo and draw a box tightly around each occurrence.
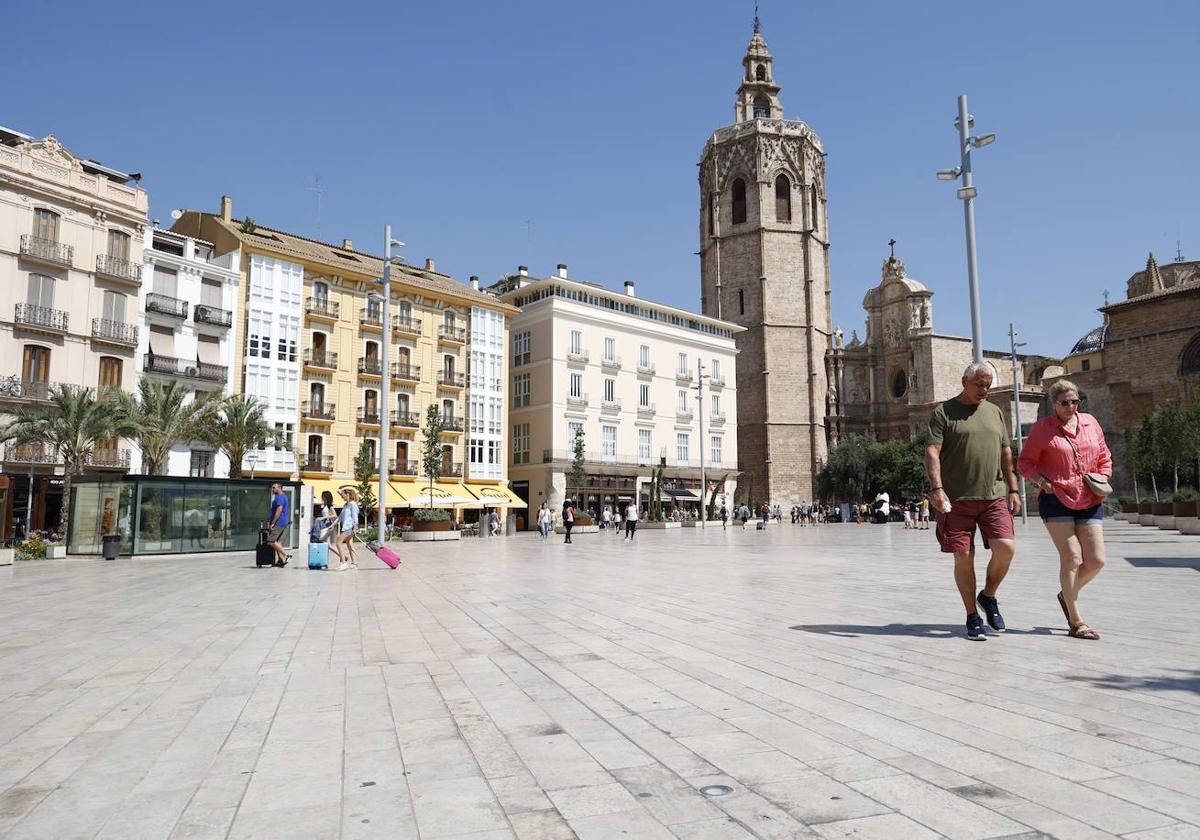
[0,518,1198,839]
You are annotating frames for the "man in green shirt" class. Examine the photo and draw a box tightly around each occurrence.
[925,362,1022,641]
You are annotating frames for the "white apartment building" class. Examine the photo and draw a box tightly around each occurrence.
[137,227,240,476]
[466,298,507,482]
[0,127,147,537]
[495,266,741,524]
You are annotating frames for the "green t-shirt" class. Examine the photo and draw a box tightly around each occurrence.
[928,398,1010,501]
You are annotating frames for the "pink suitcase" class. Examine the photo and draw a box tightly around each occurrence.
[367,539,401,569]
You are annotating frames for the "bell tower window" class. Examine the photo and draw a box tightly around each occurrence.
[731,179,747,225]
[774,175,791,222]
[753,95,770,119]
[755,64,766,81]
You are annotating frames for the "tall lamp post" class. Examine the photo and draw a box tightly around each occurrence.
[379,227,406,540]
[937,94,996,364]
[695,357,708,528]
[1009,322,1028,525]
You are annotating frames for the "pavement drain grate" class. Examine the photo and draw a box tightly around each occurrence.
[699,785,734,797]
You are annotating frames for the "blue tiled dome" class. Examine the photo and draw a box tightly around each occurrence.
[1069,324,1107,355]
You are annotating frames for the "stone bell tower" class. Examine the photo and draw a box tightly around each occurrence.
[698,18,832,504]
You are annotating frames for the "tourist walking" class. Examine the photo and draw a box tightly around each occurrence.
[488,508,501,537]
[335,487,360,570]
[719,503,728,530]
[624,500,638,540]
[926,362,1022,641]
[265,483,291,568]
[902,500,913,529]
[537,503,550,539]
[319,490,343,566]
[563,500,575,543]
[1018,380,1112,640]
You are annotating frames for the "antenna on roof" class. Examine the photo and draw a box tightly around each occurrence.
[307,175,326,234]
[1103,288,1110,306]
[1176,222,1185,262]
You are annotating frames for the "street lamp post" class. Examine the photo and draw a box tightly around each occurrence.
[695,357,708,528]
[1009,322,1028,525]
[937,94,996,364]
[378,227,405,541]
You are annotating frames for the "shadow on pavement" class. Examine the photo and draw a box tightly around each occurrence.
[1124,557,1200,571]
[790,623,1057,638]
[1063,669,1200,694]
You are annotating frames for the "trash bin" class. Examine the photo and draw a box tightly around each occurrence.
[101,534,121,560]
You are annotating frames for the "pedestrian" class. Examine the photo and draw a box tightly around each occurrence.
[563,500,575,543]
[265,483,291,568]
[601,507,611,531]
[536,502,550,539]
[919,494,931,530]
[1018,380,1112,640]
[902,500,913,529]
[926,362,1022,641]
[335,487,360,570]
[319,489,343,566]
[624,500,638,540]
[488,508,501,537]
[719,504,728,530]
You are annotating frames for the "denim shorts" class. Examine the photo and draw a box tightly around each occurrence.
[1038,491,1103,524]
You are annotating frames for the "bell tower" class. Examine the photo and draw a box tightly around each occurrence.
[699,19,832,504]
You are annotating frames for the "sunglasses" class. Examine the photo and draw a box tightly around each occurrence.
[1058,399,1081,407]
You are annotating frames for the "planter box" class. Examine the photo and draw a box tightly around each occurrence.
[1152,502,1176,530]
[413,519,452,532]
[553,524,599,534]
[401,530,461,542]
[1137,503,1156,526]
[1179,516,1200,535]
[46,545,67,559]
[682,520,699,528]
[0,548,12,566]
[640,521,682,529]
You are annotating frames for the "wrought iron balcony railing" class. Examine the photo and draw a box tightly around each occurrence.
[388,459,419,475]
[438,325,467,343]
[392,410,420,427]
[146,292,188,318]
[358,358,383,377]
[393,316,422,335]
[709,374,726,388]
[359,308,383,329]
[356,407,382,425]
[15,303,69,333]
[439,417,464,432]
[301,455,334,472]
[91,318,138,346]
[437,371,465,388]
[194,305,232,327]
[96,254,141,283]
[302,401,336,421]
[391,363,421,382]
[305,297,339,319]
[143,354,227,382]
[0,378,50,401]
[4,443,61,464]
[441,462,464,478]
[85,448,130,469]
[20,235,72,267]
[304,350,338,369]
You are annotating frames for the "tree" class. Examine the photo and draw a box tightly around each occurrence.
[819,434,874,502]
[1135,414,1161,501]
[1122,427,1143,503]
[419,403,444,508]
[706,473,729,520]
[117,379,216,475]
[204,395,287,479]
[1155,402,1190,494]
[352,439,377,522]
[568,427,587,495]
[2,384,133,532]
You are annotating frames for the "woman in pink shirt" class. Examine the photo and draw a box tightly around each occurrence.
[1018,380,1112,640]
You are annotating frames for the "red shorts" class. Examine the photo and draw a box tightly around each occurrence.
[935,497,1014,555]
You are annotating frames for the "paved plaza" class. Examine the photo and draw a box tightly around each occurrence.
[1,519,1199,840]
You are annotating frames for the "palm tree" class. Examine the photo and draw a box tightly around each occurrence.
[204,395,288,479]
[116,379,217,475]
[2,384,133,532]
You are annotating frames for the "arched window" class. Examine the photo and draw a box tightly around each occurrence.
[364,340,379,363]
[755,64,766,81]
[98,357,122,390]
[441,444,454,473]
[312,281,328,304]
[811,187,820,231]
[1181,333,1200,376]
[752,95,770,119]
[731,179,747,225]
[310,382,325,405]
[774,174,791,222]
[22,345,50,386]
[442,399,455,420]
[396,393,410,415]
[307,435,323,460]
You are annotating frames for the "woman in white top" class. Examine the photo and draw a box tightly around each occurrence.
[624,502,638,541]
[336,487,360,570]
[319,490,344,566]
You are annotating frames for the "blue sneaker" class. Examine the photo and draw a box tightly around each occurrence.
[977,592,1006,633]
[966,613,987,641]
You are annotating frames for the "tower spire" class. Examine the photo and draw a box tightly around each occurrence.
[734,16,783,122]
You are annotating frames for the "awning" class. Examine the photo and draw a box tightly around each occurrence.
[401,481,477,508]
[196,336,221,364]
[304,478,414,505]
[148,326,174,355]
[463,483,528,509]
[669,488,703,503]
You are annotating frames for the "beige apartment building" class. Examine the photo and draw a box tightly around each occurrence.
[0,127,147,537]
[494,266,741,524]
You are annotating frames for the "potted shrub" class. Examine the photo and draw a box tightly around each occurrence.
[1116,498,1137,523]
[1137,501,1156,525]
[1152,500,1176,530]
[1173,489,1200,535]
[412,508,452,532]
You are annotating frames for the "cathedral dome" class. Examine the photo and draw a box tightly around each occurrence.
[1069,324,1107,355]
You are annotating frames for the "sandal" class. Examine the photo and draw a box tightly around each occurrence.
[1068,622,1100,640]
[1057,591,1071,624]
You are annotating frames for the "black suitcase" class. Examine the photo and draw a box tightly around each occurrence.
[256,528,276,567]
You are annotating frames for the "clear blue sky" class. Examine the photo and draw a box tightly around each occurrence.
[5,0,1197,357]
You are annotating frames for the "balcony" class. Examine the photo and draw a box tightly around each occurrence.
[359,308,383,330]
[389,458,418,475]
[20,235,72,268]
[441,462,464,478]
[675,370,694,384]
[601,355,622,370]
[566,393,588,408]
[96,254,142,284]
[14,303,69,334]
[601,399,622,413]
[393,316,422,336]
[637,362,656,376]
[566,349,589,365]
[392,410,420,428]
[541,450,657,469]
[438,325,467,344]
[143,354,228,383]
[358,358,383,378]
[85,448,130,470]
[302,401,336,422]
[637,402,656,418]
[91,318,138,347]
[146,292,188,319]
[4,442,61,465]
[710,411,726,424]
[391,363,421,383]
[356,407,382,426]
[300,455,334,473]
[304,350,338,370]
[709,373,726,388]
[0,379,51,402]
[439,417,464,433]
[305,297,339,321]
[194,305,232,328]
[437,371,465,389]
[676,408,694,422]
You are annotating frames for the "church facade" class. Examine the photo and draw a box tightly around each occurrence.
[698,21,831,504]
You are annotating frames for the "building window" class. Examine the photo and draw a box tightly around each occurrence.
[442,399,455,422]
[708,193,716,236]
[638,429,652,463]
[568,421,583,449]
[512,423,530,464]
[711,435,723,467]
[273,423,294,452]
[312,281,329,303]
[639,344,650,368]
[443,310,455,330]
[513,372,530,407]
[569,329,583,355]
[738,288,745,316]
[603,337,616,362]
[775,175,791,222]
[602,425,617,462]
[811,187,819,231]
[26,273,54,309]
[107,229,131,260]
[569,372,582,399]
[514,331,531,366]
[189,449,215,478]
[1081,359,1091,372]
[755,64,766,81]
[731,178,747,225]
[753,95,770,119]
[676,433,690,465]
[248,312,270,358]
[33,208,60,241]
[677,352,689,376]
[102,290,127,324]
[677,390,688,414]
[603,378,615,403]
[277,314,298,362]
[1181,334,1200,376]
[712,358,721,381]
[711,394,721,416]
[639,383,650,408]
[23,345,50,384]
[98,357,122,390]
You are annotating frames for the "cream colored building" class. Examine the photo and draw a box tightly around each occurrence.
[0,127,147,536]
[494,266,741,523]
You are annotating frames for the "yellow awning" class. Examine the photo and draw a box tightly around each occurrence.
[304,479,418,505]
[400,481,477,507]
[463,483,528,508]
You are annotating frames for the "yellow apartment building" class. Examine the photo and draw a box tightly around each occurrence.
[172,196,521,512]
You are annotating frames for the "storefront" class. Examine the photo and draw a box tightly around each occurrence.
[67,476,302,556]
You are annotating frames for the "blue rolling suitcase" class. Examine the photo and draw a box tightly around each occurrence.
[308,542,328,570]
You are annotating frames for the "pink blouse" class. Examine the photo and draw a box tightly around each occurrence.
[1018,412,1112,510]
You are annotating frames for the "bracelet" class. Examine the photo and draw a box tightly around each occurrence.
[1007,490,1020,496]
[930,486,942,491]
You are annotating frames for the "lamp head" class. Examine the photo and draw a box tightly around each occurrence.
[390,239,406,249]
[956,185,979,200]
[936,168,961,181]
[971,133,997,148]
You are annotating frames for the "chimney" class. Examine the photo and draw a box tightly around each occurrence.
[624,281,636,297]
[342,239,353,250]
[557,263,568,278]
[518,265,528,277]
[469,275,480,291]
[220,195,232,222]
[425,258,435,272]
